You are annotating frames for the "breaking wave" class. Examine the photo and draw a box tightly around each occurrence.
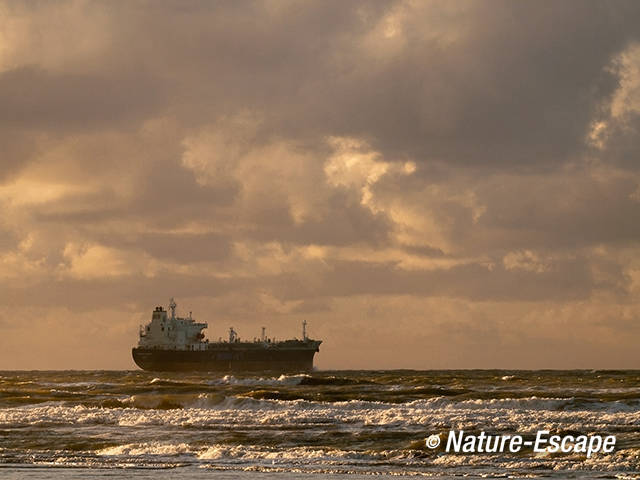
[2,370,640,476]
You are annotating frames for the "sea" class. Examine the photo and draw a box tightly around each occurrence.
[1,370,639,479]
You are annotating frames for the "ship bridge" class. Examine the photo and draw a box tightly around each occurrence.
[138,298,208,350]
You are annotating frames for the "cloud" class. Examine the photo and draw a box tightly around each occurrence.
[0,0,640,368]
[0,67,164,130]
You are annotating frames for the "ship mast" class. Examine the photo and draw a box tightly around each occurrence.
[169,298,177,320]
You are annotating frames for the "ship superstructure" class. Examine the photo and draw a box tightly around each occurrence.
[138,299,208,351]
[132,299,322,372]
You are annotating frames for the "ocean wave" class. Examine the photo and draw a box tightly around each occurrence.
[209,374,312,386]
[205,373,378,387]
[97,442,192,456]
[6,371,640,408]
[147,375,310,389]
[83,441,640,474]
[4,370,640,476]
[97,441,393,465]
[4,391,640,419]
[197,444,380,463]
[149,377,189,386]
[3,393,640,434]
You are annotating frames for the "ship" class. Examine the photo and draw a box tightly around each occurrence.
[132,299,322,372]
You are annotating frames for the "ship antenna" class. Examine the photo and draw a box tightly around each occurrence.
[169,298,176,320]
[302,320,307,341]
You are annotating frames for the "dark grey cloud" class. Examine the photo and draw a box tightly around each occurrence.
[598,113,640,169]
[3,1,639,173]
[0,67,164,130]
[0,272,250,313]
[473,170,640,251]
[105,232,232,263]
[0,253,600,315]
[244,190,392,247]
[272,258,598,303]
[2,0,639,267]
[0,225,18,253]
[0,128,42,181]
[105,0,639,169]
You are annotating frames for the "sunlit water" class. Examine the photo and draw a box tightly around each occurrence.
[1,370,639,479]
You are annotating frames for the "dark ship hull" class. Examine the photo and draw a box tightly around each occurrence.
[132,340,321,372]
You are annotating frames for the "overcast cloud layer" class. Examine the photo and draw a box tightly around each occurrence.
[1,0,640,369]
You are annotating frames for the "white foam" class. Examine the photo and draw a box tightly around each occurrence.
[197,444,382,464]
[3,394,639,434]
[209,374,310,387]
[98,442,192,456]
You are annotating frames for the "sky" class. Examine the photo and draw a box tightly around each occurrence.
[1,0,640,369]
